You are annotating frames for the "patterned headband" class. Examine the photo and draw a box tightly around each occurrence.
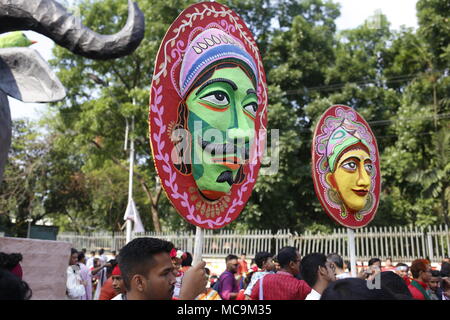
[326,119,371,171]
[179,28,258,97]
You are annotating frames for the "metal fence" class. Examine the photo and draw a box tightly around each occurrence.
[56,224,450,263]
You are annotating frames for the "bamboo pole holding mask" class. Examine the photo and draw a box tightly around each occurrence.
[193,226,204,265]
[347,228,357,277]
[125,115,135,244]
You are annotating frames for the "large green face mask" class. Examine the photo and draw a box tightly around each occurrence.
[185,66,257,200]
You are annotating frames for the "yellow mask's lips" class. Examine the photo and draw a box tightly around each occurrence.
[352,189,369,197]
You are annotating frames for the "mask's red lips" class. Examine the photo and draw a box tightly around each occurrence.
[352,189,369,197]
[211,157,243,170]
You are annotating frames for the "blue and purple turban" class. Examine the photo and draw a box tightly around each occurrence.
[179,28,258,97]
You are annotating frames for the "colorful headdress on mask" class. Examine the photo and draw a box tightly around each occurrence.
[311,105,381,228]
[179,28,258,97]
[326,119,371,172]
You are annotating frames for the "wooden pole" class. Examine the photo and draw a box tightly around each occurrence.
[126,114,135,244]
[193,226,204,264]
[347,228,357,277]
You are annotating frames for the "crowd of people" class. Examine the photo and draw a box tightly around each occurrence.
[211,249,450,300]
[1,238,450,300]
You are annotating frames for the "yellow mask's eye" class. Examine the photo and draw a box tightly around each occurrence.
[365,163,373,174]
[341,161,357,171]
[200,91,230,106]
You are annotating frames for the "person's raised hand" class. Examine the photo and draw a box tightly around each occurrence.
[179,261,208,300]
[357,267,369,279]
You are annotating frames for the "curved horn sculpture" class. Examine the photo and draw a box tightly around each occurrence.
[0,0,145,60]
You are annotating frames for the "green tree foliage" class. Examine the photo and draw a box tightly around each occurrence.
[46,0,199,232]
[2,0,448,235]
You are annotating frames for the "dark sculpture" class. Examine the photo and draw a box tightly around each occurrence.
[0,0,145,182]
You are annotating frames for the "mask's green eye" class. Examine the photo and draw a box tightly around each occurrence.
[200,91,230,106]
[243,102,258,117]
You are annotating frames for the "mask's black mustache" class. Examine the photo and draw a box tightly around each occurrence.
[199,136,249,160]
[216,171,234,186]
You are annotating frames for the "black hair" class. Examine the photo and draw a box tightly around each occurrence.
[368,258,381,266]
[300,253,327,288]
[344,260,351,272]
[106,259,118,277]
[321,278,397,300]
[225,254,239,263]
[181,252,193,267]
[395,262,408,268]
[276,247,298,269]
[380,271,413,300]
[99,248,105,255]
[440,262,450,277]
[118,238,174,291]
[0,268,32,300]
[241,252,246,256]
[442,277,450,291]
[70,248,78,256]
[77,252,85,262]
[0,252,23,270]
[254,252,272,269]
[327,253,344,269]
[431,270,441,278]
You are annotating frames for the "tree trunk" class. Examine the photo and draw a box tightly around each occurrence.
[151,205,161,233]
[140,178,162,233]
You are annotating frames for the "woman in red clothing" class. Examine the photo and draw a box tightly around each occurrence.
[408,259,432,300]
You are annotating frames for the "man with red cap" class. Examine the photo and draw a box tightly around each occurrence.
[111,265,127,300]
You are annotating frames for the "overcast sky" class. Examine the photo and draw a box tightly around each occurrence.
[8,0,419,120]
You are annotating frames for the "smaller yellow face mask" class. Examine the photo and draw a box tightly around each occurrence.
[327,149,373,212]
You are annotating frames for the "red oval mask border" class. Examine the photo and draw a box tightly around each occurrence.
[149,2,268,229]
[311,105,381,229]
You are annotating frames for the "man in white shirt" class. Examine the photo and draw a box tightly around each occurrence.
[244,252,276,299]
[327,253,351,279]
[300,253,336,300]
[98,248,108,264]
[86,251,96,269]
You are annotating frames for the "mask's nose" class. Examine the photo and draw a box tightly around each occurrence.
[357,164,371,188]
[227,101,255,144]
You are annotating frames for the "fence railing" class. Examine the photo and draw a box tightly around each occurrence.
[56,224,450,263]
